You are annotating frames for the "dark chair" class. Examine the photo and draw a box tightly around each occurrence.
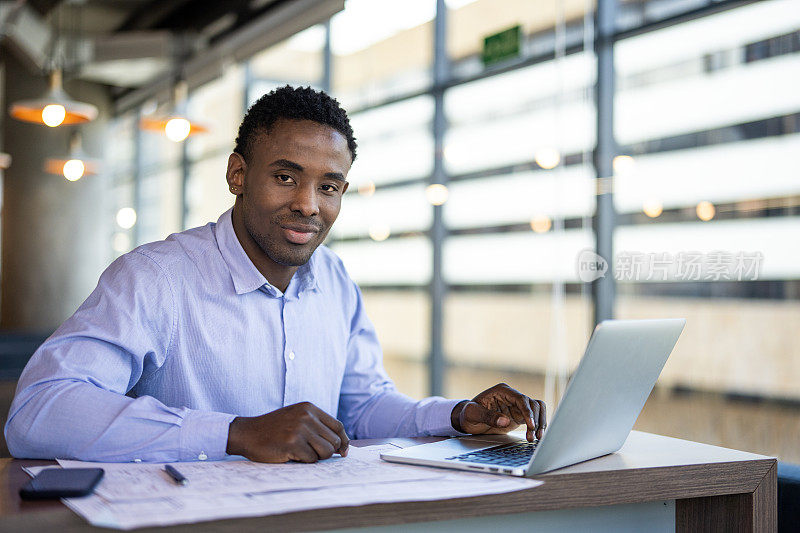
[0,332,49,457]
[0,332,49,380]
[779,462,800,532]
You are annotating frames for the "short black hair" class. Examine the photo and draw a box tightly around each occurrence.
[234,85,357,162]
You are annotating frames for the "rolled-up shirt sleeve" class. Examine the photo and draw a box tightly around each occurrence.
[4,251,235,462]
[336,280,467,440]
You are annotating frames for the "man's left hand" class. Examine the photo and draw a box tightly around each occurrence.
[451,383,546,442]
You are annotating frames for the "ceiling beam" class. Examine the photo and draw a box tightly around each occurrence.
[0,1,52,72]
[117,0,195,32]
[114,0,343,114]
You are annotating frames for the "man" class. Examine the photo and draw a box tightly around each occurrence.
[5,86,545,464]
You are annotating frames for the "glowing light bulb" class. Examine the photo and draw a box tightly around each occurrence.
[696,201,715,221]
[165,118,191,142]
[535,147,560,170]
[530,215,552,233]
[426,183,449,206]
[116,207,137,229]
[62,159,85,181]
[613,155,636,174]
[358,181,376,197]
[368,224,391,242]
[42,104,66,127]
[643,199,663,218]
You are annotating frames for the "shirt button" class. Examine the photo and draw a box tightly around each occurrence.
[133,458,142,463]
[198,452,207,461]
[288,351,295,361]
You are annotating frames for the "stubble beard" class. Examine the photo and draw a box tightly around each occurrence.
[241,202,323,267]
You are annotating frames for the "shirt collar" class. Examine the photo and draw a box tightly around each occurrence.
[215,208,319,297]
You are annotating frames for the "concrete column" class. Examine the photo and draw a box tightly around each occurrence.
[1,53,111,332]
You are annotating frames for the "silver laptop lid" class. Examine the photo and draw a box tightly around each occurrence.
[526,318,685,475]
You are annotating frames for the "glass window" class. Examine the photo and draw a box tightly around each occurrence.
[249,24,325,86]
[137,168,182,243]
[186,154,233,229]
[332,0,434,109]
[363,289,431,400]
[329,236,431,286]
[331,184,431,240]
[346,96,434,188]
[447,0,593,78]
[614,0,800,463]
[186,66,244,161]
[96,0,800,465]
[184,65,245,229]
[328,234,432,398]
[445,53,595,175]
[445,166,595,229]
[107,113,137,258]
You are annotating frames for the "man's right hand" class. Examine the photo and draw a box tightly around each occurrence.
[226,402,349,463]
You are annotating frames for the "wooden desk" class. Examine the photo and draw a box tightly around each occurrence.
[0,431,776,532]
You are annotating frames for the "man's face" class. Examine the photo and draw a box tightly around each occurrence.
[233,119,351,267]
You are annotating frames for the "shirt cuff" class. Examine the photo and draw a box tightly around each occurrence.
[422,397,472,437]
[179,410,238,461]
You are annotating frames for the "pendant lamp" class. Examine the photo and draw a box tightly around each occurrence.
[140,81,208,143]
[9,70,98,127]
[44,131,99,181]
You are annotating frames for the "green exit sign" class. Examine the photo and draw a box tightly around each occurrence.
[482,25,521,66]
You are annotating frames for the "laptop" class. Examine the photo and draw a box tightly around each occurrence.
[381,318,686,476]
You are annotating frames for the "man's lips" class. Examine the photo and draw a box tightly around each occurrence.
[281,224,321,245]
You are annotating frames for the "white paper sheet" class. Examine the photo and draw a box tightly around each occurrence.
[57,447,438,500]
[35,445,542,530]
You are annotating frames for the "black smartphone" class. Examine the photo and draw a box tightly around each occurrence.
[20,468,104,500]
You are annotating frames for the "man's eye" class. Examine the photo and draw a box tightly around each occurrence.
[321,184,339,193]
[276,174,294,183]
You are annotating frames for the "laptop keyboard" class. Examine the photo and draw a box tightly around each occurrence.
[446,441,538,467]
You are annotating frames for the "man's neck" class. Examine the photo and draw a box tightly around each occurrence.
[230,204,297,292]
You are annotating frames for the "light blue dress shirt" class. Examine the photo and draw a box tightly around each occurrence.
[5,209,463,462]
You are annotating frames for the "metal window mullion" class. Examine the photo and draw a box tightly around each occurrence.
[593,0,617,325]
[322,19,332,92]
[429,0,448,397]
[133,108,144,246]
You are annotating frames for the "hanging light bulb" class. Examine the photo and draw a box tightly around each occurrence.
[643,199,663,218]
[62,159,85,181]
[0,153,11,170]
[368,223,391,242]
[10,70,98,127]
[165,118,192,142]
[42,104,67,127]
[613,155,636,175]
[45,131,99,181]
[534,147,561,169]
[116,207,137,229]
[696,201,716,221]
[425,183,449,206]
[530,214,552,233]
[358,180,376,197]
[140,81,208,142]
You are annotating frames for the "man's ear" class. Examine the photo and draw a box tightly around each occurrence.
[226,152,246,195]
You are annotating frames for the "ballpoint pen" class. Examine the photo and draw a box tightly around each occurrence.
[164,464,188,486]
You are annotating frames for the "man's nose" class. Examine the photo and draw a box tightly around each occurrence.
[289,185,319,217]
